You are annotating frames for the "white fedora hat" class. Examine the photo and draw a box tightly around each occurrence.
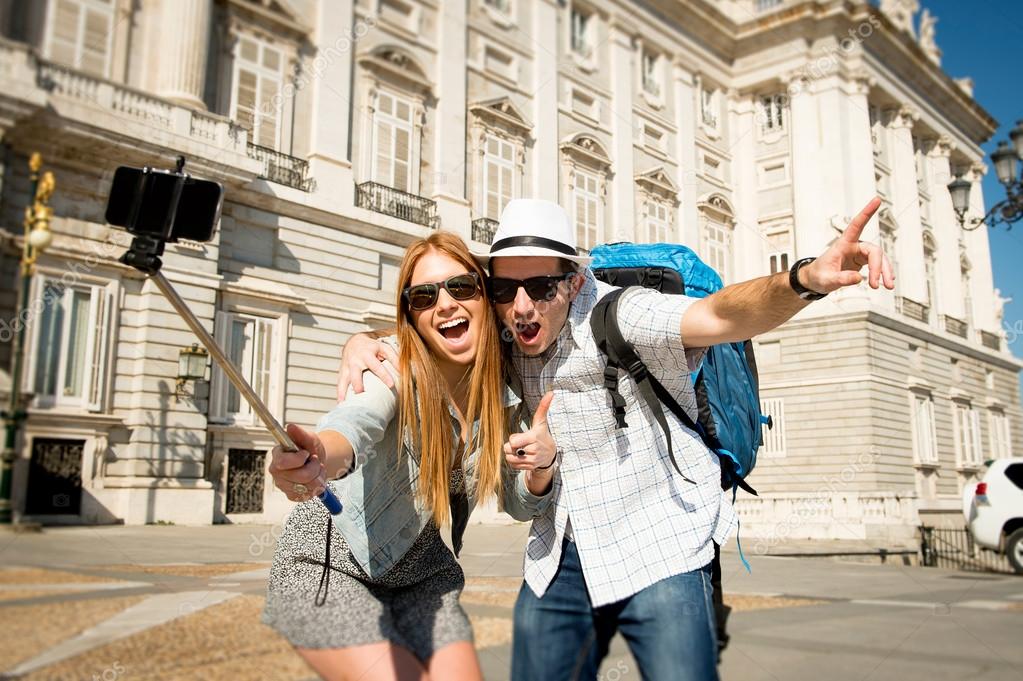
[473,199,593,266]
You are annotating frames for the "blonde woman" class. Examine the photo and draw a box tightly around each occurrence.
[262,232,556,681]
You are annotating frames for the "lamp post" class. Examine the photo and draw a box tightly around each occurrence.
[948,119,1023,231]
[0,154,54,524]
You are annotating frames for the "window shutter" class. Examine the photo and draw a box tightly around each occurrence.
[80,5,111,77]
[257,75,279,148]
[760,397,786,456]
[49,0,80,67]
[209,311,230,422]
[235,69,258,135]
[85,285,111,412]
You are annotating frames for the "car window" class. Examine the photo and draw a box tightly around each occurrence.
[1006,464,1023,490]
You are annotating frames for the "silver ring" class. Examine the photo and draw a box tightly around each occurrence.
[292,482,310,495]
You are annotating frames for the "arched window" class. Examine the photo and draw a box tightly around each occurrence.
[560,134,612,252]
[698,195,736,283]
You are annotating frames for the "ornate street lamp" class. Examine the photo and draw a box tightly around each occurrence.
[176,343,209,396]
[949,120,1023,231]
[1,154,55,524]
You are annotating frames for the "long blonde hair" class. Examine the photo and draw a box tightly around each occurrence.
[395,232,506,526]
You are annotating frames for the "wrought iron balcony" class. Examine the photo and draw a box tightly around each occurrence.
[246,143,315,192]
[942,314,968,339]
[896,296,929,324]
[355,181,439,229]
[471,217,498,244]
[980,330,1002,351]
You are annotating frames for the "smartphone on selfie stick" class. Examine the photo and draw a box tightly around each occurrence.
[105,157,343,516]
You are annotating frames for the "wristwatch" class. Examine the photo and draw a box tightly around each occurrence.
[788,257,828,301]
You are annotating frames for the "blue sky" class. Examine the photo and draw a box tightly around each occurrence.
[922,0,1023,396]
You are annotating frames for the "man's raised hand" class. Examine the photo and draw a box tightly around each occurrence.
[504,392,557,472]
[801,197,896,294]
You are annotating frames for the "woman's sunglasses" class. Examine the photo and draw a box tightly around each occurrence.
[488,273,575,304]
[402,272,482,311]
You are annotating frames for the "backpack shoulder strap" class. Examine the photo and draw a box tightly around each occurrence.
[591,288,694,484]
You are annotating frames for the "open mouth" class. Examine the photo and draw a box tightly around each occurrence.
[438,317,470,343]
[516,322,541,343]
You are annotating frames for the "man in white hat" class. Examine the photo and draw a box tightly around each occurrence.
[333,196,893,680]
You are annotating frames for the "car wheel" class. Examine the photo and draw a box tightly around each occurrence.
[1007,529,1023,574]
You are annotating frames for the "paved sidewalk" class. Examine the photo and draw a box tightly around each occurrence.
[1,522,1020,680]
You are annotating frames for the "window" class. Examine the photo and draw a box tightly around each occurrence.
[760,397,786,456]
[953,401,983,468]
[869,104,888,161]
[483,135,516,220]
[27,277,112,412]
[642,125,664,152]
[645,201,671,243]
[962,267,973,330]
[484,0,511,12]
[231,36,285,149]
[758,161,788,187]
[989,410,1012,460]
[641,48,661,97]
[700,87,719,129]
[572,89,598,120]
[703,219,733,283]
[570,6,592,58]
[484,45,516,81]
[573,168,600,251]
[768,252,790,274]
[45,0,114,78]
[911,392,939,465]
[759,94,786,134]
[210,312,281,424]
[923,236,939,324]
[879,222,897,293]
[703,155,721,180]
[371,90,416,192]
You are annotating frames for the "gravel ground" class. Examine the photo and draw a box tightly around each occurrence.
[2,594,146,672]
[18,595,313,681]
[0,568,123,585]
[94,563,271,579]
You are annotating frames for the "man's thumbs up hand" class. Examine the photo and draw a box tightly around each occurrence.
[505,392,557,472]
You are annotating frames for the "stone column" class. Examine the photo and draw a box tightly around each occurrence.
[531,0,559,202]
[608,20,636,242]
[887,105,928,307]
[963,162,997,334]
[307,0,356,208]
[154,0,212,109]
[673,62,700,247]
[430,0,470,237]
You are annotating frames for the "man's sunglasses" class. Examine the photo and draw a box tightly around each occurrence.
[488,273,575,304]
[402,272,482,311]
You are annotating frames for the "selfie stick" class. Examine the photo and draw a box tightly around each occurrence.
[114,163,342,517]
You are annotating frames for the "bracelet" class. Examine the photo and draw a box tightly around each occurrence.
[536,455,557,470]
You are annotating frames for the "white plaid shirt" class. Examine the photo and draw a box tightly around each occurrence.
[513,270,738,608]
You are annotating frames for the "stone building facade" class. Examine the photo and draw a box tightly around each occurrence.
[0,0,1018,546]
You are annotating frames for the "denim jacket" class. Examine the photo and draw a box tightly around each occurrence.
[316,339,551,579]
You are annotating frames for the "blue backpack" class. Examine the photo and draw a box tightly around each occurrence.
[590,242,770,496]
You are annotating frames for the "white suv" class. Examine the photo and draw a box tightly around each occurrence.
[962,458,1023,574]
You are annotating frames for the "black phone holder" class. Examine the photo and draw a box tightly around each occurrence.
[106,157,224,275]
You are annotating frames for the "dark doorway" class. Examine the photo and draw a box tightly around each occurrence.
[25,438,85,515]
[226,448,266,514]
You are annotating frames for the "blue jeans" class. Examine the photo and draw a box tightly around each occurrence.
[512,540,718,681]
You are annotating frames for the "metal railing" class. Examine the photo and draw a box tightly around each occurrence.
[246,143,315,192]
[943,314,968,339]
[919,525,1014,574]
[471,217,499,244]
[896,296,930,324]
[980,330,1002,351]
[355,181,439,228]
